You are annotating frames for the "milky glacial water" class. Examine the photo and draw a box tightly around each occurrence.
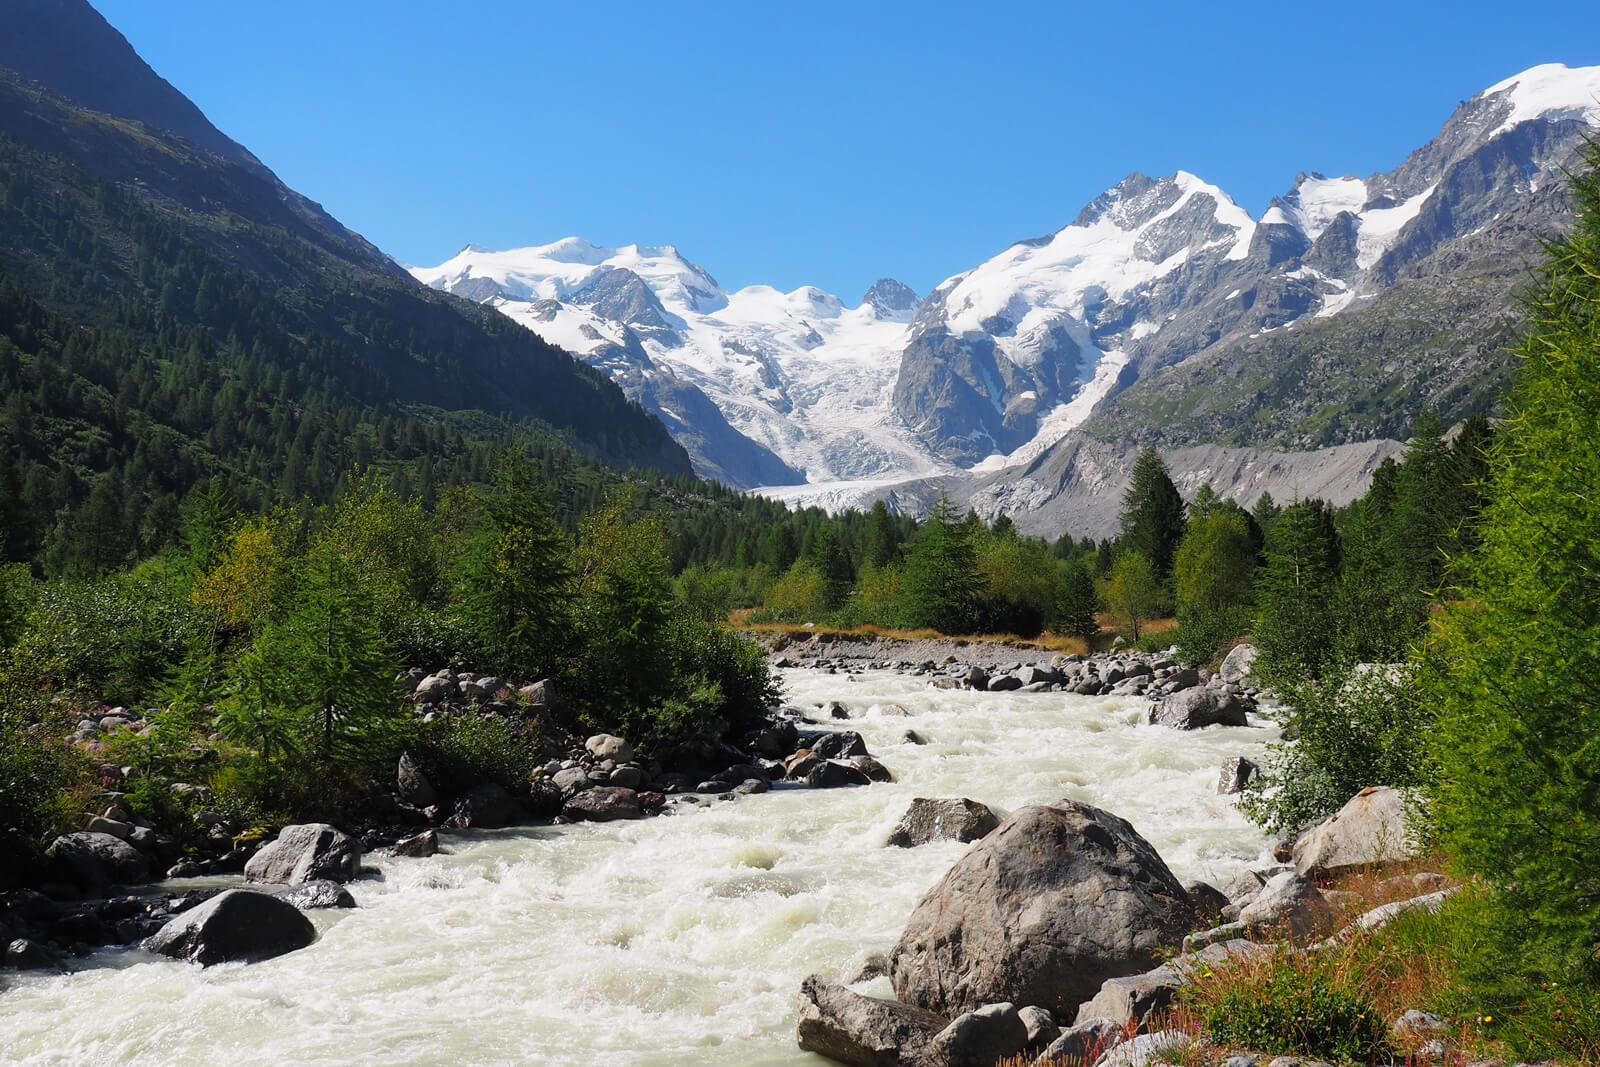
[1,669,1276,1066]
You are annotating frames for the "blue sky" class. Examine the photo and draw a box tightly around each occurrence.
[96,0,1600,301]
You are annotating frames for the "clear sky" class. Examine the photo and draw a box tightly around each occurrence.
[94,0,1600,302]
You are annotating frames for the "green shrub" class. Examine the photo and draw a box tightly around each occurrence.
[0,679,90,877]
[411,712,552,795]
[1190,950,1391,1064]
[1239,660,1430,835]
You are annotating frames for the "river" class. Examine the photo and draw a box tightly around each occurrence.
[1,668,1276,1066]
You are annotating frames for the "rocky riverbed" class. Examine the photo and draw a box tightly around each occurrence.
[2,649,1281,1065]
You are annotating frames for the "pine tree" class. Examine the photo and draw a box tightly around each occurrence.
[1255,497,1341,678]
[1422,143,1600,972]
[897,493,980,634]
[1119,448,1186,580]
[1053,556,1100,641]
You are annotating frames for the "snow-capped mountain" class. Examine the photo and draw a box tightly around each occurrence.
[412,240,935,489]
[416,63,1600,508]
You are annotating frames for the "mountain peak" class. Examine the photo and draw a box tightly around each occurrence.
[863,278,921,319]
[1480,62,1600,138]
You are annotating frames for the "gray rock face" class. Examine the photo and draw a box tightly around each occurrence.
[795,974,949,1067]
[145,889,316,966]
[1017,1004,1061,1050]
[562,787,643,822]
[44,832,150,891]
[1292,786,1417,875]
[932,1002,1029,1067]
[886,798,999,848]
[244,824,361,887]
[889,801,1192,1018]
[1149,687,1248,729]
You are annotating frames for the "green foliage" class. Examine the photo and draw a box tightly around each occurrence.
[971,526,1056,636]
[1255,497,1342,679]
[1190,951,1392,1064]
[1119,448,1187,580]
[9,567,198,704]
[1240,662,1430,834]
[1053,556,1101,640]
[0,667,90,876]
[456,458,572,677]
[411,714,551,796]
[1421,142,1600,976]
[897,493,981,633]
[1102,551,1162,642]
[1172,504,1256,664]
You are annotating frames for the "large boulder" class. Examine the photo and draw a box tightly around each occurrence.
[44,832,150,892]
[1292,786,1418,875]
[810,730,870,760]
[1039,1018,1124,1066]
[932,1002,1029,1067]
[1238,870,1335,941]
[449,783,522,828]
[396,752,437,808]
[889,801,1193,1019]
[1218,643,1258,685]
[886,798,999,848]
[584,734,634,763]
[144,889,316,965]
[796,975,949,1067]
[243,824,361,886]
[562,787,643,822]
[1149,688,1248,729]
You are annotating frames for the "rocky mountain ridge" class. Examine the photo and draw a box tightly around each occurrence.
[418,64,1599,520]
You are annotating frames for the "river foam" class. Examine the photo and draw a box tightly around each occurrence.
[1,668,1275,1066]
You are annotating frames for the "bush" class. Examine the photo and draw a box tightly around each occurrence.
[1188,949,1391,1064]
[11,568,198,704]
[1239,660,1430,835]
[1170,606,1252,668]
[411,712,552,795]
[0,675,91,879]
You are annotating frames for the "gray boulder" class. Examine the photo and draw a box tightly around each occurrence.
[1217,756,1260,794]
[1149,688,1248,729]
[810,731,870,760]
[44,831,150,891]
[987,674,1024,692]
[1017,1005,1060,1050]
[1039,1018,1124,1065]
[396,752,437,808]
[392,830,439,858]
[1238,870,1335,941]
[450,783,522,828]
[276,879,356,910]
[562,786,643,822]
[1075,939,1268,1029]
[806,760,874,789]
[243,823,361,886]
[584,733,634,763]
[795,974,949,1067]
[552,766,592,797]
[889,800,1192,1018]
[886,798,1000,848]
[145,889,316,966]
[932,1002,1029,1067]
[1291,786,1417,875]
[1095,1029,1193,1067]
[1218,643,1258,685]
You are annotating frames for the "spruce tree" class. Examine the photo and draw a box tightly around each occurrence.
[1255,497,1341,678]
[897,493,980,634]
[1119,448,1186,580]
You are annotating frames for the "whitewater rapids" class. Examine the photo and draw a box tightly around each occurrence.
[1,668,1275,1065]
